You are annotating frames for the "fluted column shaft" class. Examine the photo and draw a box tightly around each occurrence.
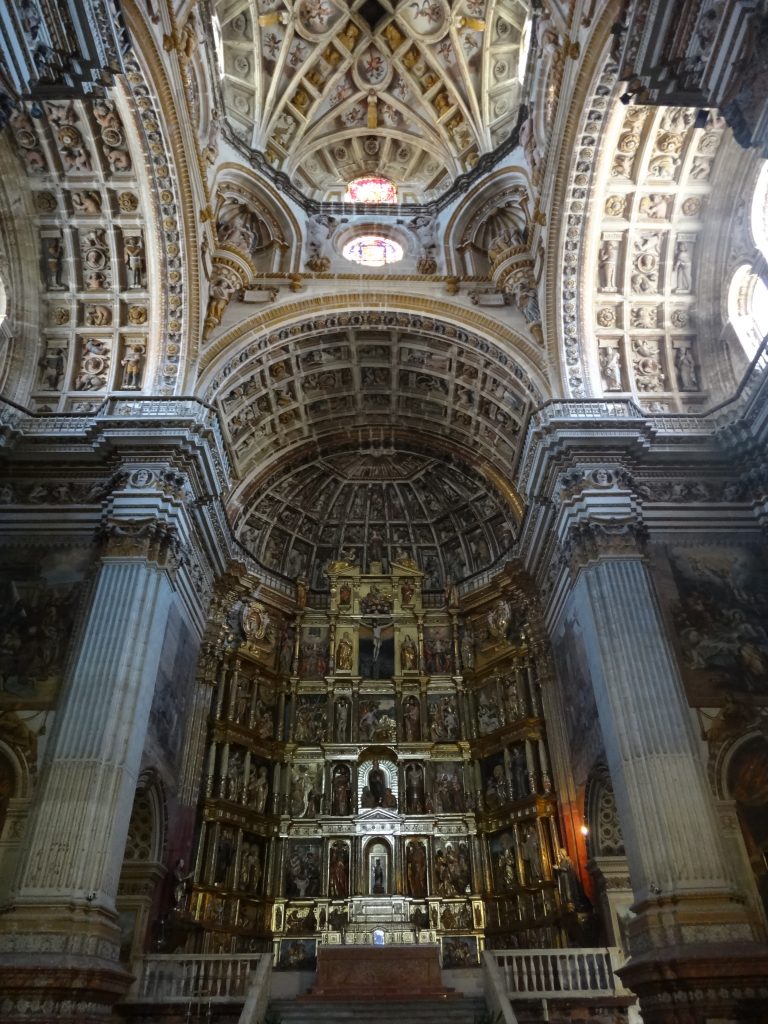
[575,553,755,951]
[14,559,173,908]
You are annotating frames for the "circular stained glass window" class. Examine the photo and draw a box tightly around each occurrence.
[342,235,404,267]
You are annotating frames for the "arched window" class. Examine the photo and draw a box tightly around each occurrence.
[342,235,403,267]
[728,263,768,359]
[344,177,397,204]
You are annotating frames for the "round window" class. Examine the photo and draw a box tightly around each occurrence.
[342,235,404,267]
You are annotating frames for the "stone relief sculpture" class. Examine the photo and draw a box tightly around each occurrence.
[124,235,145,288]
[306,214,337,272]
[599,346,622,391]
[598,239,618,291]
[676,347,698,390]
[44,237,65,289]
[39,345,67,390]
[75,338,110,390]
[120,341,145,389]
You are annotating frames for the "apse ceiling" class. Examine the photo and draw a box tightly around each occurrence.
[212,0,531,202]
[210,314,541,585]
[237,449,517,589]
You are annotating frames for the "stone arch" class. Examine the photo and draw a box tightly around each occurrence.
[442,165,535,279]
[717,731,768,923]
[0,726,35,904]
[122,772,168,867]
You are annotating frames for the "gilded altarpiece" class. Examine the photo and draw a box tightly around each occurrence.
[185,568,569,958]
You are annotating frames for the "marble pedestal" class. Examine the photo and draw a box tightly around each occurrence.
[303,944,461,1001]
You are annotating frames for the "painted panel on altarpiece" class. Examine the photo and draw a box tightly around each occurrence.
[298,625,330,679]
[284,839,322,898]
[426,694,460,741]
[358,619,394,679]
[423,625,453,675]
[294,694,328,744]
[433,838,471,896]
[358,695,397,743]
[441,935,479,967]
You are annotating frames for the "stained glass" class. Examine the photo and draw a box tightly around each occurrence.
[342,235,404,267]
[344,177,398,204]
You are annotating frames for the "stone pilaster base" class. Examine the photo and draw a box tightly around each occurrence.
[0,904,132,1023]
[618,943,768,1024]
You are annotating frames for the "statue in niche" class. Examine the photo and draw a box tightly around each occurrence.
[217,200,270,256]
[44,237,65,289]
[247,765,269,815]
[676,347,698,390]
[506,674,525,719]
[401,578,415,605]
[497,841,518,891]
[600,346,622,391]
[372,856,385,894]
[521,827,542,884]
[39,347,66,390]
[329,841,349,897]
[368,763,386,806]
[403,695,421,740]
[555,848,579,910]
[673,242,692,292]
[334,697,350,741]
[460,629,474,671]
[214,828,236,885]
[401,634,418,672]
[339,582,352,606]
[405,762,425,813]
[225,751,244,801]
[406,840,428,898]
[511,744,529,799]
[121,342,144,389]
[123,236,145,288]
[485,762,509,807]
[335,631,353,671]
[331,764,351,815]
[239,842,262,893]
[172,858,192,910]
[598,240,618,291]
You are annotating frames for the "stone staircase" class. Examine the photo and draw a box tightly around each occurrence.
[267,996,490,1023]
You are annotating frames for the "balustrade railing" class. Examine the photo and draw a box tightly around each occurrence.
[128,953,265,1004]
[483,947,636,1014]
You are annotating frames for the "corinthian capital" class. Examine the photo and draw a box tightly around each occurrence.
[563,517,648,573]
[97,514,188,569]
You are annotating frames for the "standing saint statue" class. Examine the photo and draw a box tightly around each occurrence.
[335,631,353,671]
[401,634,418,671]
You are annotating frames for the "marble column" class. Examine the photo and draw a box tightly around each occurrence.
[565,519,768,1020]
[0,533,177,1018]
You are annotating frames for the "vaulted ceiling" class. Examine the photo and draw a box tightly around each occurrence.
[213,0,531,201]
